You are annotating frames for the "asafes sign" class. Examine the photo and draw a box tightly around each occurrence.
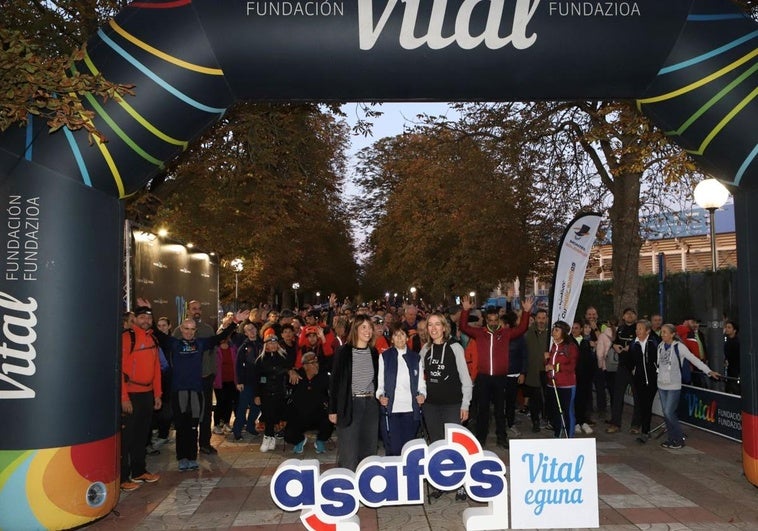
[271,424,509,530]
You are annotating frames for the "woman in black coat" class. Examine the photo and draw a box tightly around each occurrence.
[328,314,379,471]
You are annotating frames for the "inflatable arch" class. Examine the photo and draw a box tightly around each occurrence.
[0,0,756,528]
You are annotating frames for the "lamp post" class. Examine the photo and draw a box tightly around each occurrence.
[410,286,417,303]
[694,178,730,389]
[292,282,300,310]
[231,258,244,311]
[316,291,321,305]
[694,178,730,272]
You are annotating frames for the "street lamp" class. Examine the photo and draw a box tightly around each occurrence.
[469,291,476,306]
[316,291,321,304]
[694,178,730,272]
[231,258,244,310]
[410,286,417,302]
[292,282,300,309]
[693,178,730,390]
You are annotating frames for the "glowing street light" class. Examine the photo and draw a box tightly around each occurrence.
[693,178,730,391]
[694,178,730,272]
[231,258,244,309]
[292,282,300,309]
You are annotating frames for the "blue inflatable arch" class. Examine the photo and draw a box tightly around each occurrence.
[0,1,756,527]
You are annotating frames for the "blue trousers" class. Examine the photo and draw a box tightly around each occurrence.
[659,389,684,444]
[380,410,419,456]
[233,385,259,438]
[547,385,576,438]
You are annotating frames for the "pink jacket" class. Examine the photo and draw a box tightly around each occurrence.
[596,327,615,370]
[214,343,238,388]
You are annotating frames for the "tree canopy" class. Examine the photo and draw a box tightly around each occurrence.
[128,102,359,306]
[1,1,134,140]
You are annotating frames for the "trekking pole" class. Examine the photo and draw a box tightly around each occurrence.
[547,341,569,439]
[551,378,569,439]
[381,400,392,455]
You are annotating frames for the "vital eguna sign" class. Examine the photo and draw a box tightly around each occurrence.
[270,424,599,530]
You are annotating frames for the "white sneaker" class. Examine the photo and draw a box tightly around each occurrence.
[575,424,581,435]
[268,435,277,451]
[260,435,273,453]
[581,423,594,434]
[213,425,225,435]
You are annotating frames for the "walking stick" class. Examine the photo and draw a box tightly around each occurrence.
[381,402,392,455]
[547,343,569,439]
[551,378,569,439]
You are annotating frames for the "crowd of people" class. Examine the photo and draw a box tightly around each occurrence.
[118,293,737,497]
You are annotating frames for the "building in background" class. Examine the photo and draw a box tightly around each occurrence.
[494,204,736,304]
[586,204,736,281]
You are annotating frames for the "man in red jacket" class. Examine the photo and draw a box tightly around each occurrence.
[459,295,533,448]
[121,306,162,492]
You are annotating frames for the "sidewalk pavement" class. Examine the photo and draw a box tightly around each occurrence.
[88,410,758,530]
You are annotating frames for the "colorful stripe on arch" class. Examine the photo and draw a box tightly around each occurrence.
[0,435,118,529]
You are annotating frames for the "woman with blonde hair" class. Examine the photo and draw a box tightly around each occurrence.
[420,312,473,442]
[420,311,473,501]
[656,323,720,449]
[253,333,290,452]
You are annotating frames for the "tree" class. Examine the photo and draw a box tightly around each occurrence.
[0,1,134,139]
[353,126,558,304]
[128,102,359,306]
[437,101,702,316]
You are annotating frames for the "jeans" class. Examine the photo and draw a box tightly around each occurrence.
[233,385,259,437]
[547,385,576,437]
[658,388,684,444]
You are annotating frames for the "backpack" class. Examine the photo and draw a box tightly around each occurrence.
[605,346,619,372]
[672,343,692,384]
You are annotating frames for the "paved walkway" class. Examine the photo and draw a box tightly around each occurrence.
[88,409,758,530]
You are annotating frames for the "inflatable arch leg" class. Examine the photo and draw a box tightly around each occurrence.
[0,156,122,529]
